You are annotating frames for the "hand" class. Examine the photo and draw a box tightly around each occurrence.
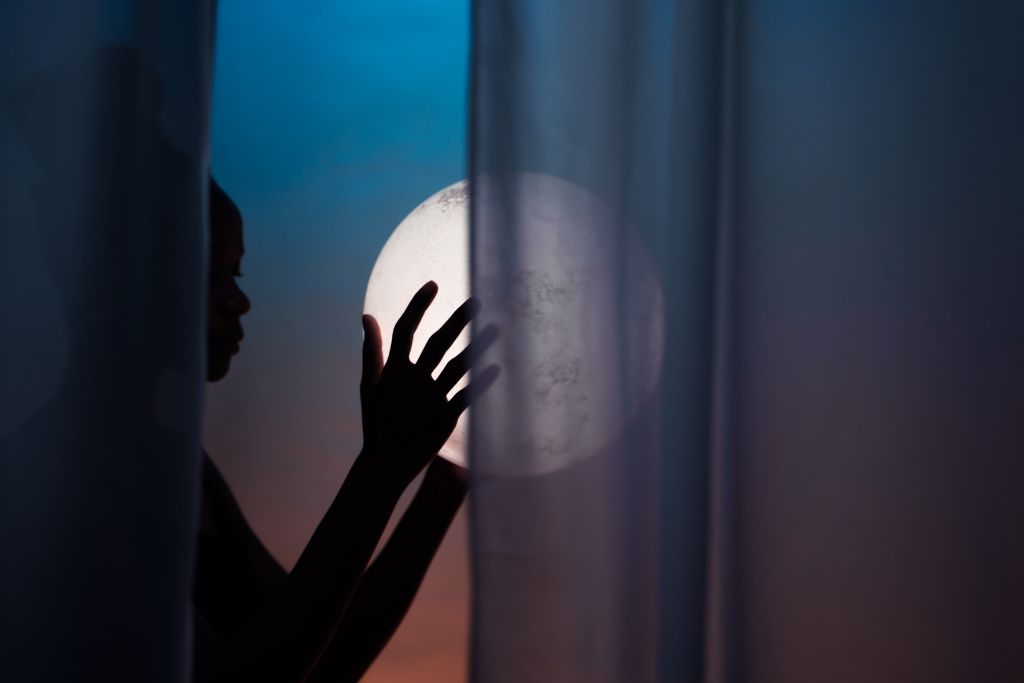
[359,281,498,488]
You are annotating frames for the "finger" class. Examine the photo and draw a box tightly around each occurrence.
[436,324,499,394]
[448,364,501,417]
[361,314,384,394]
[390,281,439,361]
[416,297,480,372]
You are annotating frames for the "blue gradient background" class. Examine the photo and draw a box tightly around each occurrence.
[203,1,471,679]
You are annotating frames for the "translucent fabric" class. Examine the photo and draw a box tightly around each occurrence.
[467,1,1024,682]
[1,3,214,680]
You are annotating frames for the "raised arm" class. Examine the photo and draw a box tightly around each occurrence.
[212,282,482,682]
[305,457,468,683]
[306,318,498,682]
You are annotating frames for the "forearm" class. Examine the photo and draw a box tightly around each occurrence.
[306,458,468,683]
[220,450,406,683]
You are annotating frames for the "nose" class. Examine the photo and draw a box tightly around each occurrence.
[223,283,251,316]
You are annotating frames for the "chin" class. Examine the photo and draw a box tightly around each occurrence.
[207,356,231,383]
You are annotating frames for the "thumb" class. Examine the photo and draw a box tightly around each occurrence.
[361,314,384,393]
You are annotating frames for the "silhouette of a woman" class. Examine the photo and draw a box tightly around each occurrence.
[194,178,495,682]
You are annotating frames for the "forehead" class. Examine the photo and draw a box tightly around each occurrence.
[210,184,244,252]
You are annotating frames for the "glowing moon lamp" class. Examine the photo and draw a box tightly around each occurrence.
[364,175,664,475]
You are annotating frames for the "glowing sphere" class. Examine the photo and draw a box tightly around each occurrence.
[365,175,663,474]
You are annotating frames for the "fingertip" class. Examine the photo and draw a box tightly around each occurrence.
[470,364,501,397]
[362,314,382,342]
[478,323,500,341]
[408,282,439,311]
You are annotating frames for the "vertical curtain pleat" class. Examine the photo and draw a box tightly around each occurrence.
[469,1,720,680]
[1,3,214,681]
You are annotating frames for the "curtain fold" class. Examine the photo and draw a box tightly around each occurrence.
[1,3,214,681]
[468,1,1024,681]
[469,1,722,681]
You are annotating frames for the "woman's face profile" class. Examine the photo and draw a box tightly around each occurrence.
[207,180,251,382]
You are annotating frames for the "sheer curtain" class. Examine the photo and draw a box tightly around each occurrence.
[468,1,1024,682]
[1,3,214,680]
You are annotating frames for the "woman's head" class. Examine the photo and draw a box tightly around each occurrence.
[207,178,251,382]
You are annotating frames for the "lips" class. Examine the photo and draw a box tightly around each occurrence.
[212,328,244,354]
